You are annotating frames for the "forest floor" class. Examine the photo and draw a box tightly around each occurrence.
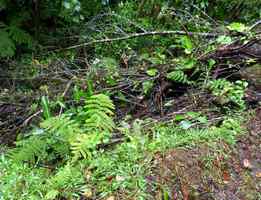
[0,77,260,200]
[146,108,261,200]
[1,35,261,200]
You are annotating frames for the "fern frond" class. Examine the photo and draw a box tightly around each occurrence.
[167,70,190,84]
[208,79,230,90]
[85,94,115,114]
[70,94,115,159]
[70,133,105,159]
[0,30,15,57]
[41,116,81,140]
[8,26,32,46]
[83,94,115,132]
[9,135,48,162]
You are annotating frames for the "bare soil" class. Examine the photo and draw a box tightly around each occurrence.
[147,108,261,200]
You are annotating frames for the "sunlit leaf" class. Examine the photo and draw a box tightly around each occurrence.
[146,68,158,77]
[227,22,247,32]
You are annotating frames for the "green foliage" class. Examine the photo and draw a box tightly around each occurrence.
[10,93,115,163]
[45,164,85,200]
[72,94,115,159]
[216,35,233,45]
[91,57,120,86]
[167,70,190,84]
[148,116,243,152]
[175,111,208,130]
[0,5,33,57]
[0,155,47,200]
[0,1,258,199]
[82,94,115,132]
[177,36,193,54]
[146,68,158,77]
[41,96,51,119]
[0,0,106,57]
[166,57,197,84]
[60,0,82,23]
[8,26,33,46]
[1,93,115,199]
[84,119,150,198]
[227,22,248,33]
[0,27,32,58]
[207,79,248,109]
[142,80,154,95]
[0,30,16,57]
[1,107,246,199]
[9,135,49,163]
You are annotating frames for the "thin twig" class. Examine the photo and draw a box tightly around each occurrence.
[21,110,43,127]
[59,80,73,116]
[249,19,261,31]
[192,4,219,26]
[60,30,224,51]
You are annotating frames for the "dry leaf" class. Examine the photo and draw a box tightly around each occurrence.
[255,171,261,178]
[243,159,252,169]
[84,169,92,181]
[106,196,115,200]
[116,175,125,182]
[181,183,189,200]
[223,170,230,184]
[82,189,92,198]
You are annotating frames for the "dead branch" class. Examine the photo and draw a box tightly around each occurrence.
[61,30,224,51]
[249,19,261,31]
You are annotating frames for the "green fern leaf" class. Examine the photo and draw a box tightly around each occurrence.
[0,30,15,57]
[8,26,32,46]
[83,94,115,132]
[9,135,48,162]
[167,70,189,84]
[71,133,104,159]
[71,94,115,159]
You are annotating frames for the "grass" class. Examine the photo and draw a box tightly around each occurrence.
[0,113,246,200]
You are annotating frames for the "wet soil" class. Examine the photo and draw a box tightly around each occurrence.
[148,108,261,200]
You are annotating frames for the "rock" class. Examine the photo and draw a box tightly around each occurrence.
[240,64,261,92]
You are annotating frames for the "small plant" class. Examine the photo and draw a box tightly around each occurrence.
[167,70,190,84]
[2,93,116,199]
[148,115,243,152]
[207,79,248,109]
[0,25,33,57]
[167,57,196,84]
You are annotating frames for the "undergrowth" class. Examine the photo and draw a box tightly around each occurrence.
[0,1,259,199]
[0,93,246,199]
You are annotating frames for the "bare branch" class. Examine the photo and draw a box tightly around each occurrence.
[249,19,261,31]
[61,30,224,51]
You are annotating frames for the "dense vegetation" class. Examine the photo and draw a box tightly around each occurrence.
[0,1,260,199]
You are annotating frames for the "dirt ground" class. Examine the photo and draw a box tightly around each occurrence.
[147,108,261,200]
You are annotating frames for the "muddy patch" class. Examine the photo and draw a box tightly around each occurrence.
[148,108,261,200]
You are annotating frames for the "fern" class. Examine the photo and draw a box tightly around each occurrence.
[83,94,115,132]
[9,135,49,163]
[41,116,87,158]
[70,133,107,159]
[207,79,248,108]
[41,115,81,140]
[8,25,32,46]
[0,29,16,57]
[71,94,115,159]
[10,94,115,163]
[208,79,230,91]
[0,23,32,57]
[167,70,190,84]
[9,116,81,163]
